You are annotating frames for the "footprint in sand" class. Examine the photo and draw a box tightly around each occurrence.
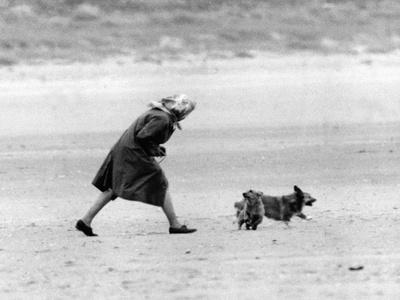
[121,280,137,290]
[65,260,74,266]
[58,284,71,290]
[196,257,207,261]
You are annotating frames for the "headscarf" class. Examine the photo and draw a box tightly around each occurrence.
[149,94,196,130]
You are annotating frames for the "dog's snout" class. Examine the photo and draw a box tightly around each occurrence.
[305,198,317,206]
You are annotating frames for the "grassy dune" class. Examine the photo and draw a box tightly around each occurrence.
[1,0,400,65]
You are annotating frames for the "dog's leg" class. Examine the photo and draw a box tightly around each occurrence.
[251,215,263,230]
[297,212,312,220]
[236,210,241,218]
[282,220,291,228]
[242,206,250,230]
[297,212,307,219]
[278,197,285,221]
[238,219,245,230]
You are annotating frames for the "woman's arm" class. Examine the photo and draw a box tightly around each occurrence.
[136,115,169,156]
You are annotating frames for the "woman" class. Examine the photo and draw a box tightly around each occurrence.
[76,94,197,236]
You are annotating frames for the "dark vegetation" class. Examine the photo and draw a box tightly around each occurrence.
[1,0,400,65]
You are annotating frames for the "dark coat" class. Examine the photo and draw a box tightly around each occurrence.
[92,108,176,206]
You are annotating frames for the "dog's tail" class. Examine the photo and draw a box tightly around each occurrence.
[234,201,244,210]
[234,201,244,220]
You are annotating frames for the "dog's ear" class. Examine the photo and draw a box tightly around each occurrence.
[294,185,303,196]
[293,186,304,210]
[243,190,250,197]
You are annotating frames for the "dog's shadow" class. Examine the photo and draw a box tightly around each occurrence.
[231,218,295,231]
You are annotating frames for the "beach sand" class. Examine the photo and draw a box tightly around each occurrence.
[1,55,400,299]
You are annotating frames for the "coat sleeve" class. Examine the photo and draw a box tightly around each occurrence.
[136,115,169,156]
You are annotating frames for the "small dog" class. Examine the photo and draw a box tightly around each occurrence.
[235,186,316,224]
[236,190,265,230]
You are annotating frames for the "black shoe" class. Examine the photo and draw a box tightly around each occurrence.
[75,220,98,236]
[169,225,197,234]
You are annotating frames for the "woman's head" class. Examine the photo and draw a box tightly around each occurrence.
[161,94,196,121]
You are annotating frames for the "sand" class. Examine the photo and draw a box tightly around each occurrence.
[1,54,400,299]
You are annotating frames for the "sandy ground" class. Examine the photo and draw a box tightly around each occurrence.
[1,55,400,299]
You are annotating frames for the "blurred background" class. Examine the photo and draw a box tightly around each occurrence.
[0,0,400,135]
[1,0,400,64]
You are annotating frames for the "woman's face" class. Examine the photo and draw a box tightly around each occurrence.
[165,98,196,121]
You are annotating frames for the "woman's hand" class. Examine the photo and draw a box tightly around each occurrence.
[155,146,166,157]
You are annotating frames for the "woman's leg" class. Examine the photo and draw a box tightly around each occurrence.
[162,191,196,233]
[81,189,114,226]
[162,191,182,228]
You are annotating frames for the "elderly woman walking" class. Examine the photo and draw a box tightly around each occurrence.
[76,94,197,236]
